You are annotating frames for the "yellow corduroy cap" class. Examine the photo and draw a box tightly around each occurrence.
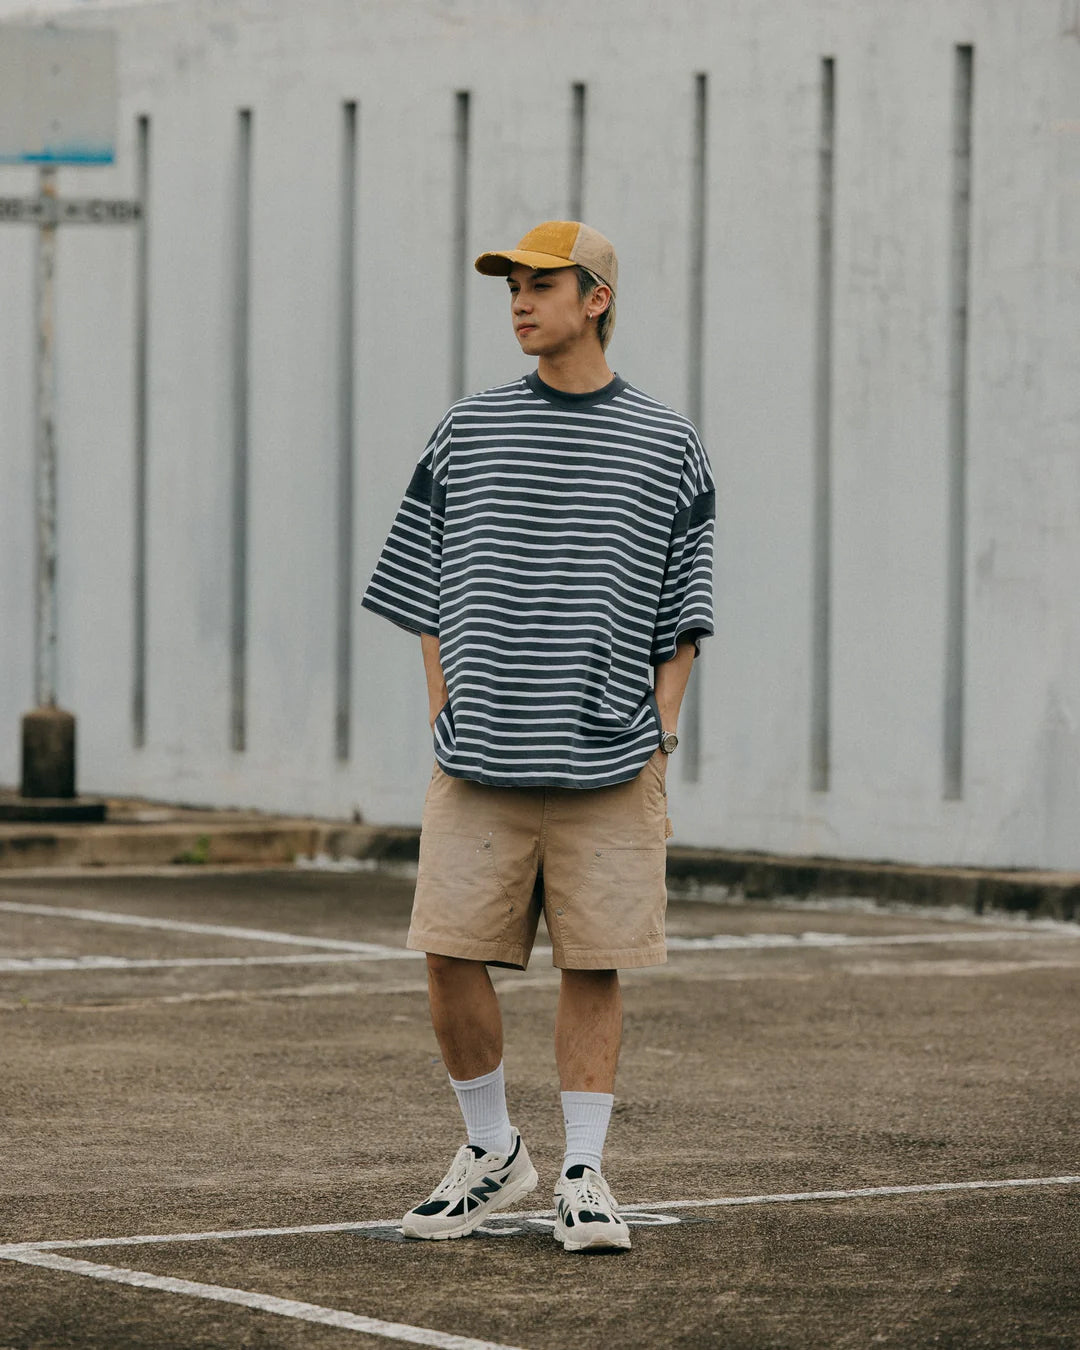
[475,220,618,297]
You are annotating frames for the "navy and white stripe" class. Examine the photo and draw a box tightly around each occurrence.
[360,370,715,788]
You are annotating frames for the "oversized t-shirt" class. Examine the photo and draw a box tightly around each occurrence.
[359,369,715,789]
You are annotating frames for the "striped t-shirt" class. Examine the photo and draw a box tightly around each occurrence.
[359,369,715,789]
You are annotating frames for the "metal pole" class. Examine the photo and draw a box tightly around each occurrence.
[34,164,58,709]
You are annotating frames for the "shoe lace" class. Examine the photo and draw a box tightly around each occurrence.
[566,1171,615,1214]
[431,1145,478,1198]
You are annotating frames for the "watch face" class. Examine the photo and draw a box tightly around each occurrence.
[661,732,679,753]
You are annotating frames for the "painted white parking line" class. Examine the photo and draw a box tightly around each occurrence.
[1,901,1072,988]
[0,1216,412,1253]
[3,1174,1077,1256]
[621,1174,1080,1211]
[0,901,403,954]
[0,951,421,972]
[662,929,1073,951]
[1,899,1070,973]
[4,1179,1076,1346]
[1,927,1073,978]
[0,1248,523,1349]
[0,931,1063,977]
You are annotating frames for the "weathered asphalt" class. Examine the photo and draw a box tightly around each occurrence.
[1,869,1078,1348]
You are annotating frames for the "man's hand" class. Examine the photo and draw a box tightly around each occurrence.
[421,633,449,733]
[654,638,696,731]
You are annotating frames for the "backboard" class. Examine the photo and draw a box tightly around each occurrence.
[0,24,116,165]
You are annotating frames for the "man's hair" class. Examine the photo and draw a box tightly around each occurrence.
[528,265,616,351]
[573,265,615,352]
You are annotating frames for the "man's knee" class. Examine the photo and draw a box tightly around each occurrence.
[561,967,618,984]
[426,952,485,980]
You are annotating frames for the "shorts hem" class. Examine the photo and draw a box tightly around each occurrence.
[552,943,668,971]
[406,930,530,971]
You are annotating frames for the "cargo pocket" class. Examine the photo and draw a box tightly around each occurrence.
[556,843,668,952]
[413,830,517,946]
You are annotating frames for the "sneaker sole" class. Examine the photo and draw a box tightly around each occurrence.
[400,1164,539,1241]
[554,1221,632,1253]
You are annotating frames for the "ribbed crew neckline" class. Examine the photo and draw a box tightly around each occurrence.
[524,369,628,407]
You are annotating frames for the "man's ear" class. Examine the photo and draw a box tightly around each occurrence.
[589,284,613,318]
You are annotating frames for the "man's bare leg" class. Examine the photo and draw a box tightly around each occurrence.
[426,953,515,1156]
[426,953,503,1079]
[555,968,622,1091]
[401,955,535,1239]
[552,968,629,1248]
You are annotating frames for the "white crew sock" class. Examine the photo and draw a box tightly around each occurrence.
[561,1090,614,1175]
[448,1061,513,1157]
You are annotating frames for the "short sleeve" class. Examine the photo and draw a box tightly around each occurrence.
[359,415,449,637]
[650,426,716,663]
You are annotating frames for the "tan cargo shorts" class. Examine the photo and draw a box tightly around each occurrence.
[408,749,675,971]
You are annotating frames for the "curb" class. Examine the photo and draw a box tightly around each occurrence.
[0,821,418,871]
[664,847,1080,923]
[1,817,1076,923]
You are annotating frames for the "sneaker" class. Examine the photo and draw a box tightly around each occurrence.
[400,1127,538,1240]
[553,1164,632,1252]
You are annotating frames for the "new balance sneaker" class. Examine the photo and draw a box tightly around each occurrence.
[553,1164,632,1252]
[400,1127,538,1240]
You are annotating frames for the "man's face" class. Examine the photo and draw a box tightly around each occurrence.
[506,263,593,357]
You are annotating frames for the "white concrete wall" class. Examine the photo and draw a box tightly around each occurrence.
[1,0,1077,868]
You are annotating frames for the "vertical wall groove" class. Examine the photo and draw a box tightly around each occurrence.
[944,45,973,800]
[132,114,150,748]
[230,108,252,753]
[810,57,836,792]
[335,101,357,762]
[681,71,708,783]
[569,82,586,220]
[451,91,470,402]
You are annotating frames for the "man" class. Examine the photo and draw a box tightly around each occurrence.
[359,220,715,1252]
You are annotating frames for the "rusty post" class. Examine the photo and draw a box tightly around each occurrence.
[34,164,58,710]
[18,164,83,805]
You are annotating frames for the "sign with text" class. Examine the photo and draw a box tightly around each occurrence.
[0,195,141,223]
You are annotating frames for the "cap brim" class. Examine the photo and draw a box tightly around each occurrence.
[474,249,577,276]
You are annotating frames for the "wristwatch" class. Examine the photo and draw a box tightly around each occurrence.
[660,730,679,754]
